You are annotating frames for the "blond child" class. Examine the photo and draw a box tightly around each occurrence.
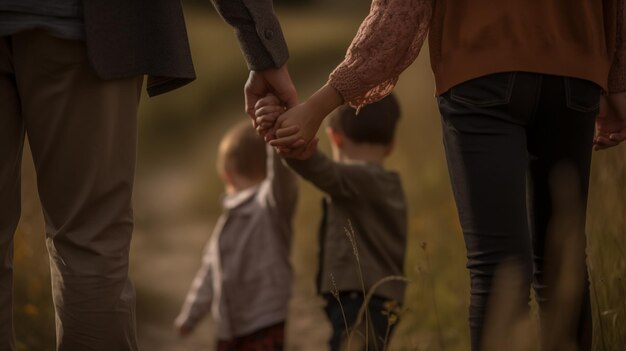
[175,121,297,351]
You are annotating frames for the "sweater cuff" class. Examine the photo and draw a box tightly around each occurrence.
[329,65,355,106]
[329,63,396,112]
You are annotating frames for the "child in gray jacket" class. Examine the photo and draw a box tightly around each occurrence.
[255,93,407,351]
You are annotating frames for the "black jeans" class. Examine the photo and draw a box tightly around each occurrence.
[438,72,600,351]
[323,292,399,351]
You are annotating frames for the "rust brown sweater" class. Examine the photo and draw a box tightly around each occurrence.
[330,0,626,109]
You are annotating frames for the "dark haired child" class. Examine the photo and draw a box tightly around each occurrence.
[256,93,407,351]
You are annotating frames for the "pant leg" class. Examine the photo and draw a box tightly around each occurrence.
[0,36,26,351]
[235,322,285,351]
[324,292,398,351]
[324,293,351,351]
[438,72,540,351]
[366,296,399,351]
[12,30,142,351]
[528,75,598,351]
[217,339,237,351]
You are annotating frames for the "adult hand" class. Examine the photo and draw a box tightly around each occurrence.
[245,65,297,123]
[253,95,318,159]
[268,101,325,150]
[594,93,626,150]
[267,83,343,150]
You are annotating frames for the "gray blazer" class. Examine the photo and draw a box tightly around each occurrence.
[83,0,288,97]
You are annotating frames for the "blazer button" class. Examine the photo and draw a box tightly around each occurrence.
[264,29,274,40]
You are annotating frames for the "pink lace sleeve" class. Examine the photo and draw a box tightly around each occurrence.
[609,0,626,93]
[329,0,433,110]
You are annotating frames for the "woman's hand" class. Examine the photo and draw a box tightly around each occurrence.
[594,93,626,150]
[267,84,344,152]
[268,101,326,149]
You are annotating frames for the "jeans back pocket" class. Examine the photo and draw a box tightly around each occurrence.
[564,77,601,113]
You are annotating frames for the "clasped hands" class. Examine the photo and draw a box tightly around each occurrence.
[244,66,343,159]
[253,94,320,159]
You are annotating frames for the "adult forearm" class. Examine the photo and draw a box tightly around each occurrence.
[328,0,432,110]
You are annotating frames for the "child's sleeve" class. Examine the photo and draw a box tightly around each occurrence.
[609,0,626,93]
[266,145,298,213]
[286,150,360,198]
[328,0,432,111]
[174,241,215,333]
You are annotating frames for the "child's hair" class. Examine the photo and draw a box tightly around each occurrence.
[217,120,267,181]
[327,93,401,145]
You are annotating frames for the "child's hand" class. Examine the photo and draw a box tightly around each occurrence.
[254,94,320,159]
[595,93,626,150]
[268,84,344,152]
[255,94,306,150]
[255,95,319,159]
[175,323,193,338]
[254,94,285,139]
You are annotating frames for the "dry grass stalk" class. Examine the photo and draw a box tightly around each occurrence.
[336,221,409,351]
[344,220,371,350]
[420,242,445,351]
[331,273,353,351]
[353,275,407,351]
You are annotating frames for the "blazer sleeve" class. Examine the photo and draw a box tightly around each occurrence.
[609,0,626,93]
[211,0,289,70]
[286,150,362,198]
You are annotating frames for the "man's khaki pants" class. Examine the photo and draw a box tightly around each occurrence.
[0,30,142,351]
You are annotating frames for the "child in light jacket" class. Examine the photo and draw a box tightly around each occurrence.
[175,120,297,351]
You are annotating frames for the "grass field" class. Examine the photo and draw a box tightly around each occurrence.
[11,4,626,351]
